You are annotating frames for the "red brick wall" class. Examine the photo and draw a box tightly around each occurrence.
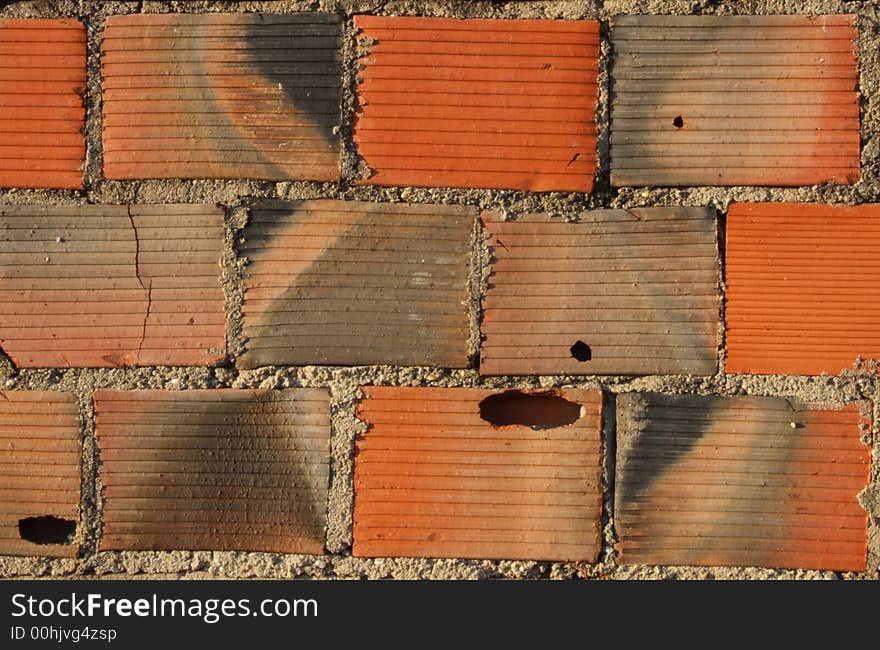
[0,2,876,581]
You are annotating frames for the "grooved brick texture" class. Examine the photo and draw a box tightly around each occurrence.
[0,391,80,557]
[0,19,86,189]
[101,13,342,181]
[239,200,473,368]
[610,15,859,187]
[353,16,599,192]
[615,393,870,571]
[725,203,880,375]
[96,389,330,553]
[0,204,226,368]
[353,387,603,561]
[480,208,719,376]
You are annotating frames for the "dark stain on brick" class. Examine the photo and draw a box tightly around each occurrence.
[481,208,719,376]
[610,15,859,187]
[96,389,330,554]
[102,13,342,181]
[614,392,870,571]
[239,200,472,368]
[244,13,342,151]
[615,393,708,508]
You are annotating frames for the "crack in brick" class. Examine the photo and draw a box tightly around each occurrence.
[127,206,151,366]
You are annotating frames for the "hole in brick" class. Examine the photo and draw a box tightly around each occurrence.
[570,340,592,361]
[18,516,76,545]
[479,390,581,429]
[672,115,684,128]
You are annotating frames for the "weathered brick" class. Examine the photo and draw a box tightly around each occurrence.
[726,202,880,375]
[0,19,86,189]
[353,387,603,561]
[615,392,870,571]
[0,391,80,557]
[0,204,226,368]
[480,208,719,376]
[354,16,599,192]
[239,200,473,369]
[102,13,342,181]
[96,389,330,553]
[610,15,859,187]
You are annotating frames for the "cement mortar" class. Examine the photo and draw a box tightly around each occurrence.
[0,0,877,581]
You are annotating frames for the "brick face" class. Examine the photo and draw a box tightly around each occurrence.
[615,393,870,571]
[354,16,599,192]
[725,203,880,375]
[0,391,80,557]
[480,208,719,376]
[0,19,86,189]
[0,204,227,368]
[610,15,859,187]
[101,13,342,181]
[353,387,603,561]
[96,389,330,554]
[239,200,473,368]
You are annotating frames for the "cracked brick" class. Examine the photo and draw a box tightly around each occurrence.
[0,204,227,368]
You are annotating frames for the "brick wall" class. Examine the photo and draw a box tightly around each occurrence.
[0,0,878,581]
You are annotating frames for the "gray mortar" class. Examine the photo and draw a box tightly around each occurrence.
[0,0,878,580]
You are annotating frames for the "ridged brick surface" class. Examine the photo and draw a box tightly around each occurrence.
[480,208,719,376]
[102,13,342,181]
[239,200,473,368]
[615,393,870,571]
[0,204,226,368]
[0,391,80,557]
[610,15,859,187]
[353,387,603,561]
[353,16,599,192]
[725,202,880,375]
[96,389,330,553]
[0,19,86,189]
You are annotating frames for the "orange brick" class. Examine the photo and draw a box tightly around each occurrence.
[725,203,880,375]
[239,200,473,368]
[480,208,719,376]
[0,19,85,189]
[96,389,330,553]
[0,204,227,368]
[610,15,859,186]
[102,13,342,181]
[353,387,603,561]
[0,391,80,557]
[615,393,870,571]
[354,16,599,192]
